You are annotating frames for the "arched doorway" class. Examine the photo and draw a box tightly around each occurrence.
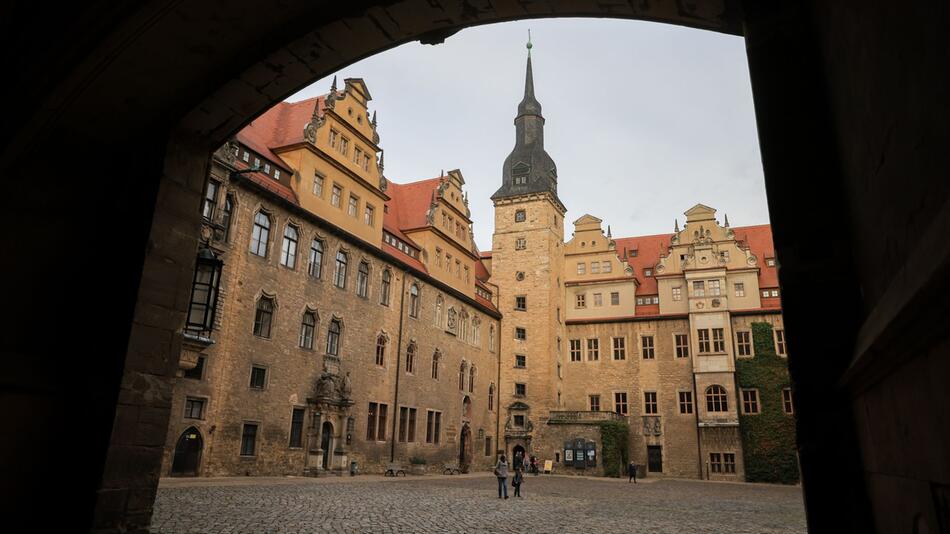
[171,427,203,477]
[459,423,472,473]
[320,421,334,470]
[512,444,526,470]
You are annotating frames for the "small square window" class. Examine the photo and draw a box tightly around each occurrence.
[184,397,205,419]
[515,355,526,368]
[515,383,526,396]
[610,292,620,306]
[515,327,526,341]
[515,238,526,250]
[515,296,527,311]
[644,269,653,277]
[515,210,526,222]
[593,293,603,307]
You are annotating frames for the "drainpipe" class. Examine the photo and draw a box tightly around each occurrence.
[390,272,408,462]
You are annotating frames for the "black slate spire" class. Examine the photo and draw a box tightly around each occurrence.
[492,35,561,204]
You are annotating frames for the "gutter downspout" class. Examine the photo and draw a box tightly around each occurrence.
[390,272,408,462]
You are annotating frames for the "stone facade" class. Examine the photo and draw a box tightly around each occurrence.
[163,54,795,484]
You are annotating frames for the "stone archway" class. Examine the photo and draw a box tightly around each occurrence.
[170,427,203,477]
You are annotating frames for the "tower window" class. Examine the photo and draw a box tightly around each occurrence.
[515,210,526,222]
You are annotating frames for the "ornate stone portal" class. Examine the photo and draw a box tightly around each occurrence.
[306,362,354,476]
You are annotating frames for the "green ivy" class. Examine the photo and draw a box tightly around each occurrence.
[736,322,800,484]
[599,420,630,477]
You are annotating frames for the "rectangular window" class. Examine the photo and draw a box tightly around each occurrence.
[339,136,349,155]
[425,410,440,443]
[515,237,526,250]
[398,407,417,443]
[570,339,582,362]
[783,388,794,414]
[587,338,600,361]
[771,289,780,297]
[679,391,693,414]
[289,408,305,447]
[614,392,628,415]
[364,204,375,226]
[710,452,722,473]
[713,328,725,352]
[331,185,342,207]
[363,154,371,171]
[577,263,586,275]
[515,209,526,222]
[698,329,711,353]
[591,262,600,274]
[313,173,325,197]
[249,366,266,389]
[242,151,250,162]
[776,329,787,355]
[515,327,526,341]
[589,395,600,411]
[329,129,339,149]
[642,336,655,359]
[353,147,362,165]
[720,250,730,262]
[202,180,219,220]
[348,194,359,217]
[240,423,258,456]
[602,261,612,273]
[737,331,752,356]
[274,170,281,180]
[515,354,526,368]
[672,287,682,301]
[485,437,493,456]
[184,397,205,419]
[593,293,603,307]
[575,293,586,308]
[742,390,760,414]
[610,292,620,305]
[515,296,526,311]
[612,337,626,360]
[377,404,388,441]
[734,282,745,297]
[263,163,271,174]
[709,279,721,296]
[514,415,525,427]
[724,453,736,473]
[644,392,658,415]
[693,280,705,297]
[183,356,205,380]
[675,334,689,358]
[644,269,653,277]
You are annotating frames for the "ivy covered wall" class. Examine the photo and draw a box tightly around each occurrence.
[599,420,629,478]
[736,322,800,484]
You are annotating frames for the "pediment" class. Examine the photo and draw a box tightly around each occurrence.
[573,214,603,225]
[684,203,717,222]
[508,401,530,411]
[511,162,531,175]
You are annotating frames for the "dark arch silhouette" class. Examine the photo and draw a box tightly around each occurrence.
[170,427,203,477]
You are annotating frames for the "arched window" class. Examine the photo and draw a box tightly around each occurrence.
[253,297,274,338]
[380,270,392,305]
[706,385,728,412]
[222,193,234,241]
[472,318,481,346]
[431,351,440,380]
[459,312,468,342]
[458,362,466,391]
[488,383,495,411]
[308,240,324,278]
[334,251,347,288]
[468,365,475,393]
[405,342,416,374]
[250,211,270,256]
[357,261,369,298]
[326,319,342,356]
[409,284,420,318]
[299,311,316,349]
[281,225,298,268]
[375,335,386,366]
[435,295,444,327]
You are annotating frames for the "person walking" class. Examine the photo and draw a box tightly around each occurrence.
[512,467,524,498]
[628,460,638,483]
[495,455,509,499]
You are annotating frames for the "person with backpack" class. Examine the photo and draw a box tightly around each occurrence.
[494,455,509,499]
[512,467,524,498]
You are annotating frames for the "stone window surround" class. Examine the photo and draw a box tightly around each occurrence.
[741,388,761,415]
[183,396,208,420]
[239,420,262,457]
[735,329,753,357]
[677,390,694,414]
[673,332,690,358]
[248,364,269,391]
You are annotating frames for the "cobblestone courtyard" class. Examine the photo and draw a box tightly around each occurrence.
[151,473,806,533]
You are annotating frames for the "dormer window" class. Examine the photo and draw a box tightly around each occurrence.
[263,163,271,175]
[644,269,653,277]
[514,175,527,185]
[274,170,280,180]
[766,258,776,267]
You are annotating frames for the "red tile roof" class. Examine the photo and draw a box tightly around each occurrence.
[384,177,441,232]
[614,224,780,312]
[235,95,327,173]
[234,160,299,205]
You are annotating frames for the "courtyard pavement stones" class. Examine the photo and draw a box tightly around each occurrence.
[151,473,806,533]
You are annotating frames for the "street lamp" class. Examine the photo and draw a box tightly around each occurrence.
[185,247,223,334]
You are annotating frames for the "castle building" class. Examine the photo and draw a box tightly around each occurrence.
[163,47,797,483]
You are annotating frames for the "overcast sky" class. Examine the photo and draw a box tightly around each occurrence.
[290,18,768,251]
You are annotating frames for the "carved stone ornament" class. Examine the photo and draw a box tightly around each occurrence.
[224,141,238,163]
[446,309,458,331]
[378,175,388,192]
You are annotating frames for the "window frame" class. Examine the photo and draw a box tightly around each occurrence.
[641,335,655,360]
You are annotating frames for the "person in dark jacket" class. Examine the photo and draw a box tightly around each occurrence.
[628,460,638,483]
[512,467,524,497]
[495,455,509,499]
